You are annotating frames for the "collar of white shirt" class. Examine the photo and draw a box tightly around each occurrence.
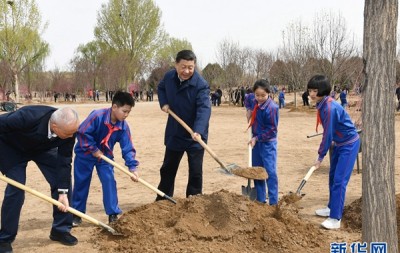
[48,120,58,139]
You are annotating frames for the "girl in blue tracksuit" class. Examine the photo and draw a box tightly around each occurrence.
[248,79,279,205]
[307,75,359,230]
[72,91,139,225]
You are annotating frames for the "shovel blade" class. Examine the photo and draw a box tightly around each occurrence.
[241,185,257,200]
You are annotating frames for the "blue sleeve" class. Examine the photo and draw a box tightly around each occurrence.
[158,75,168,108]
[244,94,254,111]
[76,111,101,154]
[317,107,334,161]
[256,106,279,141]
[193,82,211,137]
[119,125,139,171]
[57,136,75,189]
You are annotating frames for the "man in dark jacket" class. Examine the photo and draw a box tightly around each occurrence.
[156,50,211,200]
[0,106,80,253]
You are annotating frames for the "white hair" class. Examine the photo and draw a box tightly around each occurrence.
[50,107,79,127]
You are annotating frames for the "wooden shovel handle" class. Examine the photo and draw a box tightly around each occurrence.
[0,173,115,233]
[100,155,176,204]
[167,109,227,169]
[304,166,316,181]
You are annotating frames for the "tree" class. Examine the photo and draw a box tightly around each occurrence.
[94,0,164,88]
[0,0,49,102]
[311,11,358,83]
[202,63,224,89]
[280,20,313,106]
[362,0,398,251]
[74,41,101,100]
[156,37,192,66]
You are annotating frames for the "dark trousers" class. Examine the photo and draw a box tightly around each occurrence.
[0,149,72,243]
[156,148,204,200]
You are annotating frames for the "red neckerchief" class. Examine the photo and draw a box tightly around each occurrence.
[316,109,322,133]
[100,123,120,149]
[246,103,259,131]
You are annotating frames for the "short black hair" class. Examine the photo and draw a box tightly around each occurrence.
[307,75,331,96]
[252,79,271,93]
[112,91,135,107]
[176,50,196,64]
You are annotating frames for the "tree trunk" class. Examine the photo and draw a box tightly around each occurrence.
[12,70,20,103]
[362,1,398,252]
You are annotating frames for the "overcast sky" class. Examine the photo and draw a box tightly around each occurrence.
[37,0,365,70]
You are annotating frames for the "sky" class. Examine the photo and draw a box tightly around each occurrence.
[37,0,365,70]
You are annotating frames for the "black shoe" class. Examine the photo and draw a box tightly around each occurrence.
[72,215,82,227]
[108,214,118,224]
[49,230,78,246]
[0,242,12,253]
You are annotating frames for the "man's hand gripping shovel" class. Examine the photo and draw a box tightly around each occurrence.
[0,173,124,236]
[167,109,267,180]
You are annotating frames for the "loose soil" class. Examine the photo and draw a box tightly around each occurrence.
[231,166,267,180]
[0,93,399,253]
[95,190,329,253]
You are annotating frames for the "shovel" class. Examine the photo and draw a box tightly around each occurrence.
[295,166,316,195]
[167,109,267,180]
[241,132,257,200]
[100,155,177,204]
[0,173,122,236]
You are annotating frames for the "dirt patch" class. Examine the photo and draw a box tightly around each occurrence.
[232,166,267,180]
[342,194,400,245]
[95,190,329,253]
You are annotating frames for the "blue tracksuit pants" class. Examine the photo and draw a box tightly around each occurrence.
[328,139,360,219]
[72,156,121,215]
[252,141,278,205]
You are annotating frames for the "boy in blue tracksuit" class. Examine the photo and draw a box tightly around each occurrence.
[307,75,359,230]
[248,79,279,205]
[72,91,139,226]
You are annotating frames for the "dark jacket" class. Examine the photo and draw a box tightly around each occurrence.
[0,105,76,189]
[158,69,211,151]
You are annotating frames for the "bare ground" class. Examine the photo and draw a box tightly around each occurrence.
[1,93,399,252]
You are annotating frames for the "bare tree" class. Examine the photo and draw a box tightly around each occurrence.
[279,20,313,106]
[311,11,358,85]
[251,49,275,80]
[362,0,398,251]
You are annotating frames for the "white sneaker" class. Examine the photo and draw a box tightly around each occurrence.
[321,218,341,229]
[315,207,330,217]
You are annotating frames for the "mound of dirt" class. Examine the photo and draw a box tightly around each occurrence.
[343,194,400,244]
[94,190,329,253]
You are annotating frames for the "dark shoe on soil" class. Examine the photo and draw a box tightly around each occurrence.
[49,230,78,246]
[0,242,12,253]
[108,214,118,224]
[72,215,82,227]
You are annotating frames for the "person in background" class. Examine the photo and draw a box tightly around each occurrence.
[0,106,80,252]
[307,75,360,230]
[244,87,255,122]
[247,79,279,205]
[339,88,348,109]
[72,91,139,226]
[395,83,400,111]
[216,87,222,106]
[156,49,211,200]
[302,90,310,106]
[278,88,286,109]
